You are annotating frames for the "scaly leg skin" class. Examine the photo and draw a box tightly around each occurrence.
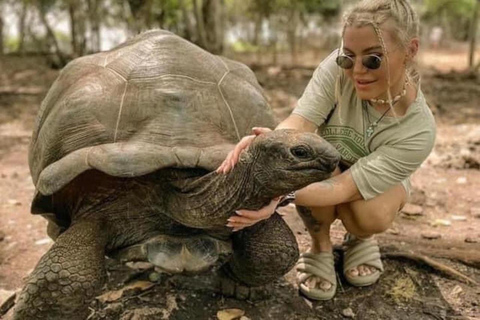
[14,219,107,320]
[220,213,299,300]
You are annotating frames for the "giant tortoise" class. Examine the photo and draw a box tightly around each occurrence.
[14,30,340,320]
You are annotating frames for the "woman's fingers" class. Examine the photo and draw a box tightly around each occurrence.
[216,150,234,173]
[216,129,272,175]
[252,127,272,135]
[230,135,255,166]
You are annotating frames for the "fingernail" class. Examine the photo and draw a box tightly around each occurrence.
[226,223,233,227]
[235,211,242,216]
[227,218,233,222]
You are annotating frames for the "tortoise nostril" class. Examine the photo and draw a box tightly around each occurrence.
[321,153,340,172]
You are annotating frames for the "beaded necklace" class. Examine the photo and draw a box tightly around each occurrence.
[364,82,408,138]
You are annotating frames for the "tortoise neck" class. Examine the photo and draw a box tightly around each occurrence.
[165,157,273,229]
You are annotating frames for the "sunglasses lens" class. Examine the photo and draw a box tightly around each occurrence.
[363,55,382,69]
[336,56,353,69]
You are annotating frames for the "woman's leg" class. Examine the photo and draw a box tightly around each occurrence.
[337,184,406,278]
[298,180,407,291]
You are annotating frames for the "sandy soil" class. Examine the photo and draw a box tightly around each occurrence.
[0,49,479,319]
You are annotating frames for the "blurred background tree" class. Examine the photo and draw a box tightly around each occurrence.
[0,0,478,69]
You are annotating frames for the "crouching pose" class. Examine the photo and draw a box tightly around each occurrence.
[218,0,436,300]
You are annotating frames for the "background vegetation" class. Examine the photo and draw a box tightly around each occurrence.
[0,0,478,68]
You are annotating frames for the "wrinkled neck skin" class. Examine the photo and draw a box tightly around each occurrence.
[165,151,278,229]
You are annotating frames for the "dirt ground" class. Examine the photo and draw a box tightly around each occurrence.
[0,47,479,320]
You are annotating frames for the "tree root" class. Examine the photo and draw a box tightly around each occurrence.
[0,292,16,317]
[382,251,478,286]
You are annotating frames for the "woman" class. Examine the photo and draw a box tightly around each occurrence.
[217,0,436,300]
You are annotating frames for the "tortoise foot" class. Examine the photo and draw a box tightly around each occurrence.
[218,270,272,301]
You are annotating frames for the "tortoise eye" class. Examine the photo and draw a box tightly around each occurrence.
[290,146,312,160]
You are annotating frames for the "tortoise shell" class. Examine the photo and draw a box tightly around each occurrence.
[29,30,276,200]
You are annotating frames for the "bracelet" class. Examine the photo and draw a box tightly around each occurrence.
[277,191,296,207]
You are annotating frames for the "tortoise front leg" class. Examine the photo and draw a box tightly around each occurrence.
[220,213,299,299]
[14,219,107,320]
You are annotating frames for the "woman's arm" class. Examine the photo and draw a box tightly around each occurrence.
[276,114,318,132]
[295,169,362,207]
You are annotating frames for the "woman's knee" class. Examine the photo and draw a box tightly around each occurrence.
[339,204,396,235]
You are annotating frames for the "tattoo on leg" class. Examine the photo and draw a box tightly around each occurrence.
[297,206,321,233]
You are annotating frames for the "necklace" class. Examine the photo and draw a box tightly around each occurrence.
[364,102,391,138]
[364,81,408,137]
[369,80,408,105]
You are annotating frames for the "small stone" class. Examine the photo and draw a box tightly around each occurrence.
[105,302,123,314]
[471,207,480,218]
[125,262,154,270]
[431,219,451,227]
[240,317,251,320]
[148,272,161,282]
[401,203,423,216]
[35,238,52,245]
[7,199,21,206]
[341,307,355,318]
[451,215,467,221]
[421,232,441,240]
[455,177,467,184]
[465,237,478,243]
[386,228,400,235]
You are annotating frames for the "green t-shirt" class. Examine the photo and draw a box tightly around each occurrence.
[292,50,436,200]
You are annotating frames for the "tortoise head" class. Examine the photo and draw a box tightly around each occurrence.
[244,129,341,197]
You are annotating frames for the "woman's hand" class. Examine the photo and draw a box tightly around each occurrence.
[226,197,281,232]
[216,127,272,174]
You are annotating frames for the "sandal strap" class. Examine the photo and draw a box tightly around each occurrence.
[343,236,384,273]
[296,252,336,284]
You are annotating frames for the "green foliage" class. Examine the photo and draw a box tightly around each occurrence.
[230,40,259,53]
[423,0,475,19]
[5,36,20,53]
[422,0,476,41]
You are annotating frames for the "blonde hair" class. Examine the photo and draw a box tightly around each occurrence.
[335,0,420,119]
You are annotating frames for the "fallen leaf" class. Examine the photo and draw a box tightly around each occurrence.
[217,308,245,320]
[96,281,154,303]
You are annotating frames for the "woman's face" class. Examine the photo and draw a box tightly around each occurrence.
[342,24,407,101]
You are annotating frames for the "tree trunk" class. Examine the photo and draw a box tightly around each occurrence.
[87,0,101,52]
[68,2,78,56]
[127,0,145,34]
[18,0,28,54]
[0,12,3,56]
[193,0,208,49]
[287,10,300,66]
[36,0,67,66]
[69,1,88,57]
[201,0,225,54]
[469,0,480,68]
[253,14,262,46]
[178,0,195,42]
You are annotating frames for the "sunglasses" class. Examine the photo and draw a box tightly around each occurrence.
[336,54,383,70]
